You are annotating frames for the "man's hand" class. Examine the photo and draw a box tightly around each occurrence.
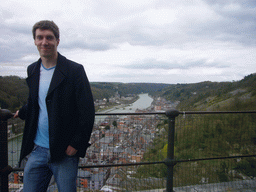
[65,145,78,156]
[14,110,19,118]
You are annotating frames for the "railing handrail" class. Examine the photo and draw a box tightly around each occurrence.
[1,109,256,120]
[2,109,256,192]
[95,110,256,116]
[0,109,14,121]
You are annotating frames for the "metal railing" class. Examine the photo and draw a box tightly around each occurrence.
[1,109,256,192]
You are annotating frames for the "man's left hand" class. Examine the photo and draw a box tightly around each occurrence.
[65,145,78,156]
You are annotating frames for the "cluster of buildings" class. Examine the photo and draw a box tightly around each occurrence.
[76,112,162,191]
[94,92,136,110]
[77,96,178,191]
[9,95,175,191]
[152,97,179,112]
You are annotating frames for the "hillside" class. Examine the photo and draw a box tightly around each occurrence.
[91,82,170,99]
[136,74,256,185]
[153,73,256,111]
[1,73,255,112]
[0,76,29,111]
[0,76,169,111]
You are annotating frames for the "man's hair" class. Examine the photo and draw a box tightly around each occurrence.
[32,20,60,40]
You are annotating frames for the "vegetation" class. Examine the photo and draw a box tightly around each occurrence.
[0,76,28,111]
[135,73,256,187]
[3,73,255,112]
[136,113,256,186]
[0,76,169,111]
[2,73,256,188]
[152,73,256,111]
[2,73,255,111]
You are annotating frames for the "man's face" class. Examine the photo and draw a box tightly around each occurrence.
[34,29,59,59]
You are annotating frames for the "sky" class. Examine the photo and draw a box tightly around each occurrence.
[0,0,255,84]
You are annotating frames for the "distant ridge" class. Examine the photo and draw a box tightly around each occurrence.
[1,73,255,111]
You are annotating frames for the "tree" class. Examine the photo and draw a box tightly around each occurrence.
[112,121,117,128]
[105,125,110,130]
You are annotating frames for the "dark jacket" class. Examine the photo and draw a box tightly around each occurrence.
[19,53,95,166]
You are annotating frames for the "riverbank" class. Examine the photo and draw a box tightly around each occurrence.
[97,95,140,113]
[102,93,153,113]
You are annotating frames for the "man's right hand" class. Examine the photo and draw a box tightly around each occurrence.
[14,110,19,118]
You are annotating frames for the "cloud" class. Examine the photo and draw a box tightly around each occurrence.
[122,58,229,71]
[0,0,255,84]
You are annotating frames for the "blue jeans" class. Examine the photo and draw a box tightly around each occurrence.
[23,145,79,192]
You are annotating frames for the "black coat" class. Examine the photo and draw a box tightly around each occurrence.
[19,53,95,166]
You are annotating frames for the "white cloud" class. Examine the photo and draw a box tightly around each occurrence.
[0,0,255,84]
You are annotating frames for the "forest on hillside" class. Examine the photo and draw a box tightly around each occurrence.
[152,73,256,111]
[0,76,169,111]
[134,73,256,188]
[1,73,256,112]
[135,112,256,188]
[0,76,28,111]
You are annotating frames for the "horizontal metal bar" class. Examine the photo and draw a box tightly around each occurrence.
[180,110,256,115]
[95,110,256,116]
[12,161,165,171]
[2,109,256,119]
[174,154,256,163]
[95,111,166,116]
[11,154,256,172]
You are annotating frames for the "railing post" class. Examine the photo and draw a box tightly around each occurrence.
[0,109,14,192]
[165,109,180,192]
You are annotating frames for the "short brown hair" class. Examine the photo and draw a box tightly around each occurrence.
[32,20,59,40]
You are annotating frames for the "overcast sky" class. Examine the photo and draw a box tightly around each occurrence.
[0,0,255,84]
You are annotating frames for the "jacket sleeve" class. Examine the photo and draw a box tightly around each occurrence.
[18,65,32,120]
[69,65,95,153]
[18,104,28,120]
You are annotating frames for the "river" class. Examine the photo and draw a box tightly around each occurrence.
[8,93,153,167]
[102,93,153,113]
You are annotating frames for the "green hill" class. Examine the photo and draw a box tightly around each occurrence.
[0,76,169,111]
[153,73,256,111]
[1,73,256,112]
[0,76,29,111]
[136,73,256,185]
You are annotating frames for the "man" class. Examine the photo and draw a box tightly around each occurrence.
[14,20,95,192]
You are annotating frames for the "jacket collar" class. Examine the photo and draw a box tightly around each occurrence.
[26,52,68,98]
[47,53,67,97]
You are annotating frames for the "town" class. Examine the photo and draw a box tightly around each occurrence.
[8,94,177,191]
[76,94,176,191]
[80,112,161,190]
